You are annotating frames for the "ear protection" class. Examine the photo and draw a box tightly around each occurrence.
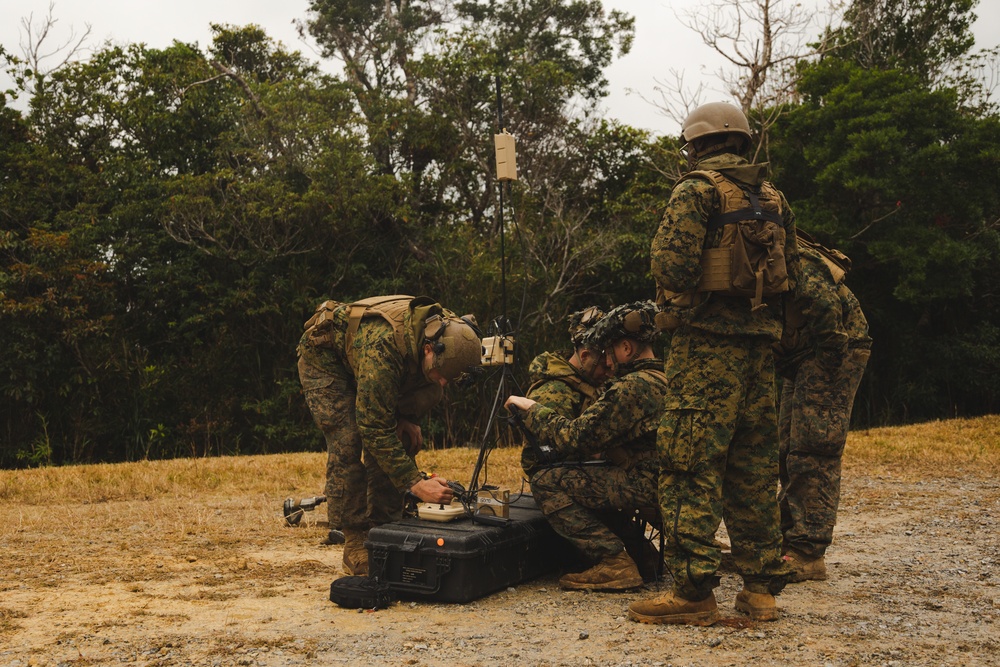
[423,314,448,354]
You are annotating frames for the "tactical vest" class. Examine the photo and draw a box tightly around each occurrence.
[782,238,853,336]
[527,371,600,405]
[664,170,789,311]
[796,231,852,284]
[302,295,418,367]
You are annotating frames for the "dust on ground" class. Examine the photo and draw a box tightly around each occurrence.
[2,469,999,667]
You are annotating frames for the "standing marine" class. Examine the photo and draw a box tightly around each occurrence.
[776,235,872,581]
[297,295,482,575]
[506,302,667,591]
[629,102,799,626]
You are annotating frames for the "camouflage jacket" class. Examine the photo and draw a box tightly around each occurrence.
[776,246,872,375]
[297,304,441,493]
[651,153,800,339]
[525,351,600,419]
[522,358,668,466]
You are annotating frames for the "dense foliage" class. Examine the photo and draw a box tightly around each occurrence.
[1,0,998,466]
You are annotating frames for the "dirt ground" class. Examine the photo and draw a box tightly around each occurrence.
[2,466,999,667]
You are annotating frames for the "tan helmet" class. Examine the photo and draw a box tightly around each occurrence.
[568,306,604,346]
[428,316,482,383]
[681,102,752,150]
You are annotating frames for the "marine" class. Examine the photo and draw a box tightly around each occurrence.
[629,102,799,626]
[296,295,482,575]
[506,302,667,591]
[776,236,872,581]
[520,306,610,476]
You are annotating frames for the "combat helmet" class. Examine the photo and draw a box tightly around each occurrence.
[585,301,660,350]
[568,306,604,347]
[681,102,752,154]
[423,314,483,383]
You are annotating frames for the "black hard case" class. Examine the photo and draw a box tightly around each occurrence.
[366,494,569,603]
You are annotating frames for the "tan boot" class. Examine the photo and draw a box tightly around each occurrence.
[342,529,369,576]
[628,591,719,626]
[783,551,827,582]
[558,551,644,591]
[735,588,779,621]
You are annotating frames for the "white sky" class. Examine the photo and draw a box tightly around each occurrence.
[1,0,999,137]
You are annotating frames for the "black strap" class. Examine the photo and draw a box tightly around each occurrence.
[707,182,783,230]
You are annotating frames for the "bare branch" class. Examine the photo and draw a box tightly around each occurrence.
[647,0,842,148]
[19,1,92,78]
[210,60,267,119]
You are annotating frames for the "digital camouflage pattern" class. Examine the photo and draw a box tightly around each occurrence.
[777,246,871,559]
[524,358,668,561]
[525,351,599,419]
[297,302,442,530]
[652,152,799,599]
[521,351,601,475]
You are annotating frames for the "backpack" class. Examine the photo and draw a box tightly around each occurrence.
[682,169,790,310]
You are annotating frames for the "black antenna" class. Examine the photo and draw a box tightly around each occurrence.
[467,74,520,498]
[495,74,508,325]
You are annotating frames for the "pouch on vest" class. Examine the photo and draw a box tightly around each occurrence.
[303,300,344,348]
[796,230,851,284]
[682,170,789,311]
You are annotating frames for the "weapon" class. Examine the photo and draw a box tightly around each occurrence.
[282,495,327,526]
[506,407,559,465]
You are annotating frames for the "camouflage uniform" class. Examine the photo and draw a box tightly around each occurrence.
[523,358,668,562]
[776,245,871,559]
[652,152,799,600]
[296,299,443,531]
[520,351,601,475]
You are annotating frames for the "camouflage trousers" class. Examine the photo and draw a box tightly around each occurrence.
[530,459,658,562]
[297,356,404,531]
[657,328,789,599]
[779,348,870,559]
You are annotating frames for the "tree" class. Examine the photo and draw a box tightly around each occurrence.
[833,0,978,85]
[1,26,387,465]
[645,0,836,160]
[771,53,1000,423]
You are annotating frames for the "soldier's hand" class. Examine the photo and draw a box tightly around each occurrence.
[411,477,454,504]
[396,419,423,456]
[504,395,536,412]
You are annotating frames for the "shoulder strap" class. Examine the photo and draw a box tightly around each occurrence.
[638,367,668,385]
[527,374,599,401]
[682,170,783,230]
[345,295,414,366]
[796,232,851,283]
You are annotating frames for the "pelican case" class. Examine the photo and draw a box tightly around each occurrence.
[365,494,570,603]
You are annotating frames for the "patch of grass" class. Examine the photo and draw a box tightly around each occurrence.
[2,415,997,507]
[844,415,1000,478]
[0,607,28,634]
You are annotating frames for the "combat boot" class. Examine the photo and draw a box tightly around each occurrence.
[342,529,369,576]
[559,550,644,591]
[783,550,827,582]
[735,588,779,621]
[627,591,719,626]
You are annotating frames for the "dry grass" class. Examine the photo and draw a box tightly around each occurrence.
[844,414,1000,479]
[2,415,997,506]
[2,416,999,665]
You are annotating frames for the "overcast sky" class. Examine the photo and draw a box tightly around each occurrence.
[2,0,999,136]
